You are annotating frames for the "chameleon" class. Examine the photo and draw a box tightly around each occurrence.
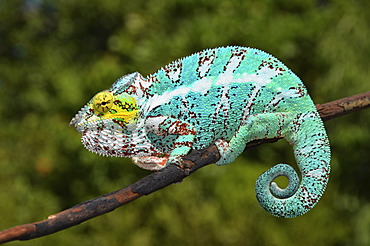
[70,46,330,218]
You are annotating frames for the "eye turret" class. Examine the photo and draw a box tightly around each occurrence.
[90,91,139,125]
[92,91,114,113]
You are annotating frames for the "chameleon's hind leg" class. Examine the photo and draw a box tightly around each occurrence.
[215,112,293,166]
[215,112,301,201]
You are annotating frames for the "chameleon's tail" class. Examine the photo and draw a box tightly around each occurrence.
[255,111,330,218]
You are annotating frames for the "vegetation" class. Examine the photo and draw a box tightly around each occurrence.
[0,0,369,245]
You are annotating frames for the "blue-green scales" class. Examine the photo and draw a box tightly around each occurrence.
[70,46,331,218]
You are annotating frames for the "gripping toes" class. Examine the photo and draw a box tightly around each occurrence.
[132,156,168,171]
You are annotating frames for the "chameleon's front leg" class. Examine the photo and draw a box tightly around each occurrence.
[133,116,196,170]
[132,155,170,170]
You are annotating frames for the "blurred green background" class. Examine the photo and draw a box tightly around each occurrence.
[0,0,369,245]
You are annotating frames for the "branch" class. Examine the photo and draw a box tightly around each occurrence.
[1,91,369,244]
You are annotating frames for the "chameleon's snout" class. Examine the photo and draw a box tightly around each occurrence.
[69,109,86,132]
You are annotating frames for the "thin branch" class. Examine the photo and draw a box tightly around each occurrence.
[0,91,369,244]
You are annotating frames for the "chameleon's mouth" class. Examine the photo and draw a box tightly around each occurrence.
[79,126,160,158]
[69,108,85,128]
[69,112,86,133]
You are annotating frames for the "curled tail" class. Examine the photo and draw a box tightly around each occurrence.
[255,111,330,218]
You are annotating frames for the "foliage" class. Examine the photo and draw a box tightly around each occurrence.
[0,0,369,245]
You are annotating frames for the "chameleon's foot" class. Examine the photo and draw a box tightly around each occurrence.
[214,139,238,165]
[132,156,168,171]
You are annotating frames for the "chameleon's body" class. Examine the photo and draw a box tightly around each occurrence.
[70,46,330,218]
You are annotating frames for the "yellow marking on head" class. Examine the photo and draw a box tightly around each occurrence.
[91,91,139,125]
[92,91,114,113]
[101,109,139,123]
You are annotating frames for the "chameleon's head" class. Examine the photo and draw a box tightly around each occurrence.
[70,90,141,156]
[70,91,139,131]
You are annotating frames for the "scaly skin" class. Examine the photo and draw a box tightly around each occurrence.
[70,46,330,218]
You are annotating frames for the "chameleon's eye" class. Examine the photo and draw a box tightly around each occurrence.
[92,91,114,113]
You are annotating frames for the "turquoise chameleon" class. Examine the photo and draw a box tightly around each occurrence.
[70,46,330,218]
